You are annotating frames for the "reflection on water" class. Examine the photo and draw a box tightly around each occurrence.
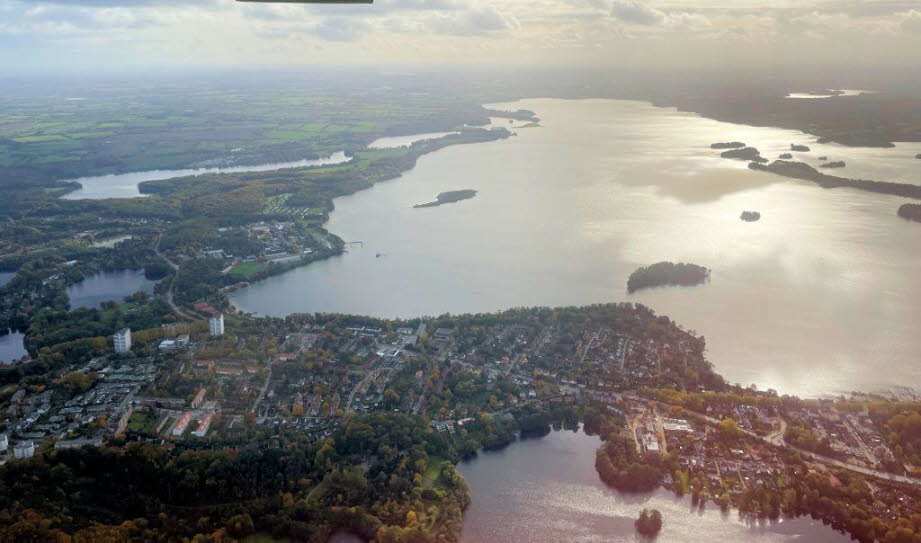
[232,99,921,397]
[61,151,351,200]
[66,269,157,309]
[458,430,853,543]
[368,132,459,149]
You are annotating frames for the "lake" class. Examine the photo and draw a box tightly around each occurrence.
[458,429,854,543]
[0,330,27,364]
[230,98,921,397]
[66,269,158,309]
[61,151,350,200]
[368,132,460,149]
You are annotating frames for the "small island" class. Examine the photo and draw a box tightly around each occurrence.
[414,189,478,208]
[710,141,745,149]
[791,144,811,152]
[778,153,793,159]
[627,262,710,293]
[720,147,767,163]
[740,210,761,222]
[915,153,921,159]
[818,156,828,161]
[635,508,663,536]
[820,161,846,168]
[898,203,921,223]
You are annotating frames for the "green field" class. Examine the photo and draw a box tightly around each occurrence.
[229,262,265,279]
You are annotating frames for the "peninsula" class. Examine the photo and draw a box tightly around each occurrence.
[627,261,710,293]
[749,160,921,200]
[414,189,478,208]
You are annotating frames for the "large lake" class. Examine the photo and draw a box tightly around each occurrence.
[67,269,158,309]
[458,429,853,543]
[231,98,921,397]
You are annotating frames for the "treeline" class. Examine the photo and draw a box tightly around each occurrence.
[595,434,665,492]
[0,413,470,542]
[627,262,710,293]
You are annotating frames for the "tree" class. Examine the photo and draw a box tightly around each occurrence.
[635,508,662,536]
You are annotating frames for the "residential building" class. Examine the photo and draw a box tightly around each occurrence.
[209,314,225,336]
[13,441,34,459]
[113,328,132,354]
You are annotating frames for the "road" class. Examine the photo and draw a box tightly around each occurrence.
[153,234,199,321]
[251,361,273,412]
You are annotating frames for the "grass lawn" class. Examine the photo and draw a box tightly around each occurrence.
[422,456,445,489]
[229,262,264,279]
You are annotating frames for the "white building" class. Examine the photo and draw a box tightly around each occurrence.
[209,314,225,336]
[13,440,34,459]
[113,328,132,354]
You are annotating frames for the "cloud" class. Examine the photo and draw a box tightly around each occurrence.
[609,1,665,25]
[899,9,921,34]
[312,16,372,41]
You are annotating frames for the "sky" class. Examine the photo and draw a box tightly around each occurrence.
[1,0,920,73]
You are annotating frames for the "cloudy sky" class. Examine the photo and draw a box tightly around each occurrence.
[1,0,920,73]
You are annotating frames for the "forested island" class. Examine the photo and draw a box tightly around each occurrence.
[740,211,761,222]
[750,160,921,200]
[720,147,767,163]
[627,262,710,293]
[820,161,846,168]
[791,144,811,152]
[414,190,478,208]
[898,203,921,223]
[635,509,663,536]
[710,142,745,149]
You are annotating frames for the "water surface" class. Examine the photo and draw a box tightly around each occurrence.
[368,132,459,149]
[231,98,921,397]
[0,331,27,364]
[459,429,854,543]
[61,152,350,200]
[67,269,157,309]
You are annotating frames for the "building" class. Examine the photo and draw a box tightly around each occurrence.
[209,314,225,336]
[192,414,214,438]
[113,328,132,354]
[0,434,7,453]
[191,388,207,409]
[172,413,193,437]
[54,436,103,450]
[13,441,34,459]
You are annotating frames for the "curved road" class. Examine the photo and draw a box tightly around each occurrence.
[153,234,199,321]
